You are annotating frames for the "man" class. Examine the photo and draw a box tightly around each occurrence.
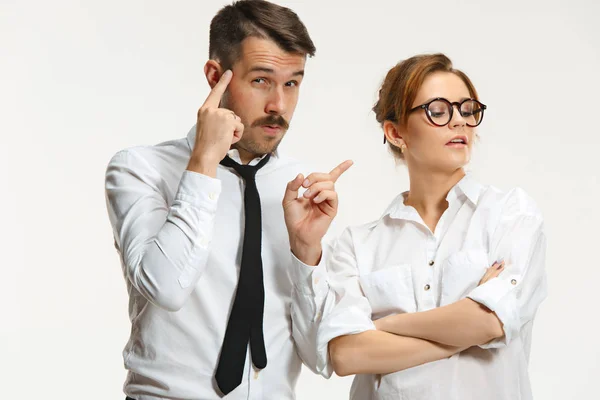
[105,1,350,399]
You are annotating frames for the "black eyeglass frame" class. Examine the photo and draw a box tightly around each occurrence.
[409,97,487,128]
[382,98,487,144]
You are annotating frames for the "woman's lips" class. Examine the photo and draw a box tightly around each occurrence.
[446,142,468,148]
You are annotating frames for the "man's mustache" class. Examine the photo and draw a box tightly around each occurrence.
[251,115,289,130]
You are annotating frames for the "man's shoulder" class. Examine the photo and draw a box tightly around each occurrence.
[106,137,189,171]
[104,137,191,194]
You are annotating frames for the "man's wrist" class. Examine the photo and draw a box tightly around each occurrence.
[187,152,220,177]
[290,240,322,266]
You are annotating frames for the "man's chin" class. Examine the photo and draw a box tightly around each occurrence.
[235,136,283,157]
[260,139,282,155]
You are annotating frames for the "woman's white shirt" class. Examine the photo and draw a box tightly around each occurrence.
[290,174,547,400]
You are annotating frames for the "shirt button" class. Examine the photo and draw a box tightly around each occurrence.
[429,260,435,266]
[511,279,517,285]
[424,284,431,291]
[209,192,217,200]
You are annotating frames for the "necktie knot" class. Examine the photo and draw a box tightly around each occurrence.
[220,154,271,181]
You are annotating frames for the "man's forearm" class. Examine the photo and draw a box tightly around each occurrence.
[329,330,465,377]
[375,298,504,347]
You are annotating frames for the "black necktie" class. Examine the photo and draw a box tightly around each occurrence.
[215,153,271,395]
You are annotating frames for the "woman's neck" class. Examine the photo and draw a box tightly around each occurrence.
[404,167,466,233]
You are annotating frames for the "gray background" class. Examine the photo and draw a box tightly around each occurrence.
[3,0,599,398]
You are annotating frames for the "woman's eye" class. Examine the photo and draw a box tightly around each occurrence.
[462,109,481,117]
[430,111,447,118]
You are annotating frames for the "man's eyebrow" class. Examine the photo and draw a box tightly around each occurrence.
[247,67,304,77]
[248,66,275,74]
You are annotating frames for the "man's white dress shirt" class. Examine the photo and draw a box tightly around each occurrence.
[105,126,321,400]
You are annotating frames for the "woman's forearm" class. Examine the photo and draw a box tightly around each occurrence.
[328,330,465,377]
[375,298,505,347]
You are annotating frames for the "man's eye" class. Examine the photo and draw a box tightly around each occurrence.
[253,78,266,84]
[286,81,298,87]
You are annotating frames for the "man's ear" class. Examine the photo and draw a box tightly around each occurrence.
[204,60,223,89]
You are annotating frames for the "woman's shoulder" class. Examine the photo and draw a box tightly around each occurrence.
[479,184,543,220]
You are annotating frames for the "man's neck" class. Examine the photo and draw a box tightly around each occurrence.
[232,145,269,165]
[237,148,259,165]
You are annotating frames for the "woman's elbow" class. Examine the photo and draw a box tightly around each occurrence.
[480,312,505,344]
[469,300,506,345]
[329,337,357,377]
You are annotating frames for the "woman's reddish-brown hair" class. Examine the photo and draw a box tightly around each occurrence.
[373,53,479,159]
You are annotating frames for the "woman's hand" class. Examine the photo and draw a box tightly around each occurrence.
[478,260,505,285]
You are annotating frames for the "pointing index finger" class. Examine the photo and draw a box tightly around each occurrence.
[202,70,233,108]
[329,160,354,182]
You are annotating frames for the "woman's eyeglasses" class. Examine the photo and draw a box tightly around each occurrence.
[409,97,487,128]
[382,98,487,144]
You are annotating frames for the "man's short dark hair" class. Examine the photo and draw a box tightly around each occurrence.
[209,0,316,70]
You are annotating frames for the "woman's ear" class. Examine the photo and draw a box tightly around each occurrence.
[383,120,406,148]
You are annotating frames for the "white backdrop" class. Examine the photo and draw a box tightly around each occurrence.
[3,0,599,398]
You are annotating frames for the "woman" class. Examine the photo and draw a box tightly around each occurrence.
[299,54,547,400]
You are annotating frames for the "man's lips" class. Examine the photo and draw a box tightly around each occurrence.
[261,125,282,135]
